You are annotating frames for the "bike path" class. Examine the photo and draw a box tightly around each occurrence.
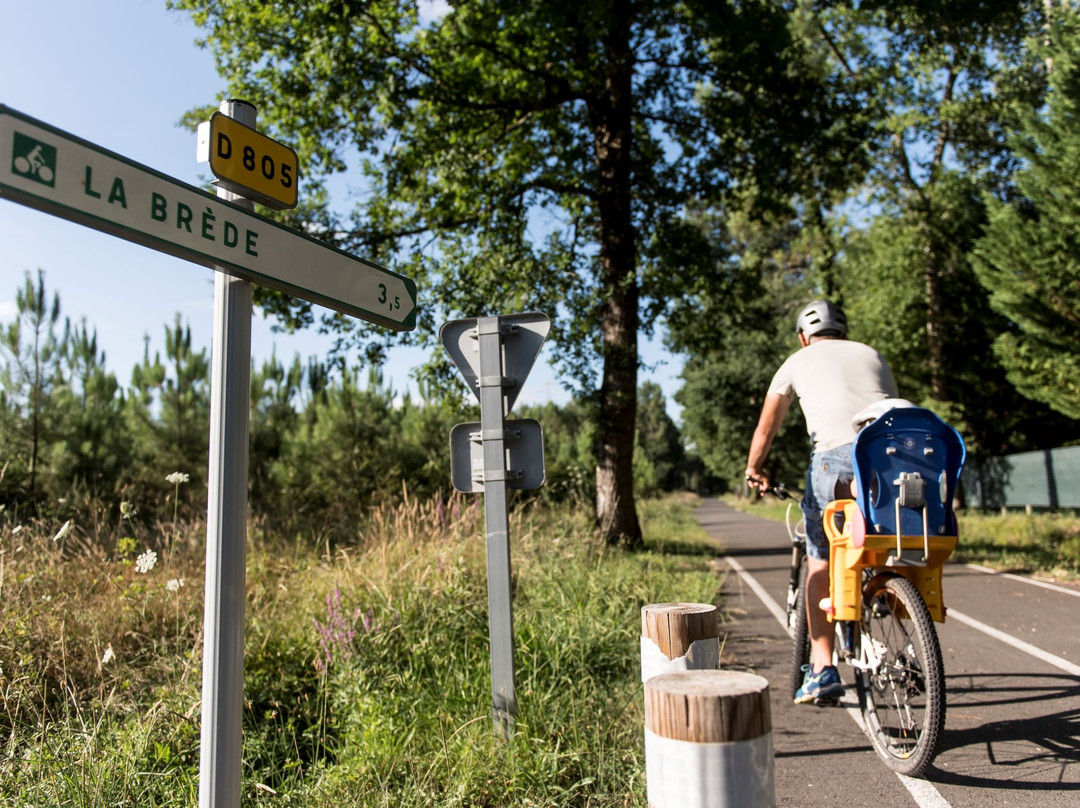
[943,563,1080,670]
[694,497,1080,808]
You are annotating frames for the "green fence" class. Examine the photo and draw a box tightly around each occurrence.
[966,445,1080,509]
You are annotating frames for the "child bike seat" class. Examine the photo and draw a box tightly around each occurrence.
[851,407,966,545]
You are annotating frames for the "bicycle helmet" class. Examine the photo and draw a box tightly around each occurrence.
[795,300,848,338]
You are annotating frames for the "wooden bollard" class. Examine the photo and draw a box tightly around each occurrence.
[641,602,719,682]
[644,670,775,808]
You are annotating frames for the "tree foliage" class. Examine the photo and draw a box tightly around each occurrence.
[827,0,1043,412]
[670,206,818,490]
[671,1,1080,482]
[170,0,871,546]
[0,270,65,500]
[633,381,684,497]
[0,272,687,542]
[972,9,1080,419]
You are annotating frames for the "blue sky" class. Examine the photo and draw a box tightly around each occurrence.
[0,0,683,419]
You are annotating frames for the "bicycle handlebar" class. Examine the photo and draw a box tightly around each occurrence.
[770,482,803,501]
[744,477,803,501]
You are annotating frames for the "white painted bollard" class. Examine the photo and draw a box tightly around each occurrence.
[644,670,775,808]
[641,602,720,682]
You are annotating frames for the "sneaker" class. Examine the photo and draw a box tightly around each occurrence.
[794,664,845,704]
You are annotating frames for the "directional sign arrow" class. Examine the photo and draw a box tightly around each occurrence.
[0,105,416,331]
[440,312,550,413]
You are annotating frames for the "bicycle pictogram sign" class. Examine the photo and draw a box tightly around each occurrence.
[11,131,56,188]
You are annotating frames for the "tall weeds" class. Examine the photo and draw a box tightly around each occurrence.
[0,491,718,806]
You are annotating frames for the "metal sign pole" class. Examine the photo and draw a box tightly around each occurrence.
[199,99,255,808]
[476,316,517,738]
[442,312,549,737]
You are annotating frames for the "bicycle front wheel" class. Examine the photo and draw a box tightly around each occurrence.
[855,576,945,777]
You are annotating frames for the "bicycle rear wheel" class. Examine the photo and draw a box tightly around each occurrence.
[855,575,945,777]
[789,561,810,701]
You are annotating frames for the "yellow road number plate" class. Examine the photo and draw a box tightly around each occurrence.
[198,112,298,210]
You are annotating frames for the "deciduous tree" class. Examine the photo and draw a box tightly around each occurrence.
[172,0,868,547]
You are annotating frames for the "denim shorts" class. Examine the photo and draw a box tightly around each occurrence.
[801,445,854,561]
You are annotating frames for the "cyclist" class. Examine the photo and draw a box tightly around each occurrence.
[744,300,899,704]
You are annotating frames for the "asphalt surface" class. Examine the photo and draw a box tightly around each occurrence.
[694,497,1080,808]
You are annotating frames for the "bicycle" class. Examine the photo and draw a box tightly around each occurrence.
[761,405,966,778]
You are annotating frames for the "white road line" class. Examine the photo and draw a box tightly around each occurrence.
[725,556,791,633]
[946,609,1080,677]
[896,771,955,807]
[721,557,953,808]
[961,564,1080,599]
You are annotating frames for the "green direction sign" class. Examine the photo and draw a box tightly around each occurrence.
[0,105,416,331]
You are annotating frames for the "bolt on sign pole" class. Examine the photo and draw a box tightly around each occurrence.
[199,99,255,808]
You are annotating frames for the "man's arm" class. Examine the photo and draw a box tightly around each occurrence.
[744,392,792,491]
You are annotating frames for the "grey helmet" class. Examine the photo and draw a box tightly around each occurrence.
[796,300,848,338]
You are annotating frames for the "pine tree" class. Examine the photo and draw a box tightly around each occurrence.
[126,315,210,511]
[972,12,1080,420]
[633,382,684,498]
[248,351,302,519]
[48,318,130,499]
[0,270,66,500]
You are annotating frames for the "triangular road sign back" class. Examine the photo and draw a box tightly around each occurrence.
[440,312,551,414]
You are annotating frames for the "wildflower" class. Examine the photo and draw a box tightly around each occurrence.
[120,501,137,519]
[312,586,357,672]
[167,471,190,537]
[361,607,376,634]
[52,519,72,543]
[135,549,158,574]
[166,578,184,592]
[101,645,115,665]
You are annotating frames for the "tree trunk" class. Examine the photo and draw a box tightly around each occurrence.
[922,219,948,401]
[29,317,42,499]
[592,14,641,550]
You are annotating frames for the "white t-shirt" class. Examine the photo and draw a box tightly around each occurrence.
[767,339,899,451]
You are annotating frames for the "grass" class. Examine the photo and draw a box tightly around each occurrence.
[0,490,720,806]
[952,510,1080,580]
[722,493,1080,581]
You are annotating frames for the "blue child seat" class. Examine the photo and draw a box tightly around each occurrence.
[851,407,966,539]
